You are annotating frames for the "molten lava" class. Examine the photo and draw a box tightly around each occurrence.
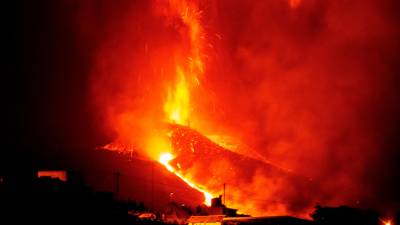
[380,218,393,225]
[158,152,213,205]
[164,67,190,125]
[157,0,215,206]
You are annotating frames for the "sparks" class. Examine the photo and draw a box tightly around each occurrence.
[163,0,205,126]
[160,0,213,205]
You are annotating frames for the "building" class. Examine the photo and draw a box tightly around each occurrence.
[187,215,225,225]
[162,202,192,224]
[37,170,67,182]
[208,196,238,217]
[223,216,314,225]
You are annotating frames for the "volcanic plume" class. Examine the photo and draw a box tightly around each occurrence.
[82,0,400,217]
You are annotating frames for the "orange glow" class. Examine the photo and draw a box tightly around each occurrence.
[90,0,400,218]
[162,0,205,126]
[159,152,174,172]
[159,0,213,206]
[164,67,190,125]
[37,171,67,182]
[382,219,392,225]
[158,152,213,206]
[289,0,301,8]
[168,0,205,76]
[101,0,215,208]
[380,217,394,225]
[206,134,239,151]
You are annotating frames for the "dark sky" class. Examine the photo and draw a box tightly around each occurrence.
[7,0,400,215]
[10,0,105,168]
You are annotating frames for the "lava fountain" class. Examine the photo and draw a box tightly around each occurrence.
[102,0,216,206]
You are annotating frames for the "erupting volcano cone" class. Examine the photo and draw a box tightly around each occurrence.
[163,124,313,215]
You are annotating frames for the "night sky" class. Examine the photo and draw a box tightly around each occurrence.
[7,0,400,215]
[12,1,104,166]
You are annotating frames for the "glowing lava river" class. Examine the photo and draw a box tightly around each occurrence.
[159,152,213,206]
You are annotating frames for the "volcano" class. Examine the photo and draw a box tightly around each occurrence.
[105,123,313,216]
[166,124,313,216]
[168,123,289,186]
[90,0,400,218]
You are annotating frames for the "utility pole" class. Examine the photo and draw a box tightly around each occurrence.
[151,161,154,210]
[223,183,226,206]
[115,172,120,201]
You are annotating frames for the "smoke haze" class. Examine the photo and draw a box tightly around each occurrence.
[13,0,400,217]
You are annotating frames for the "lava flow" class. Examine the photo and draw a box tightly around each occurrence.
[159,152,213,205]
